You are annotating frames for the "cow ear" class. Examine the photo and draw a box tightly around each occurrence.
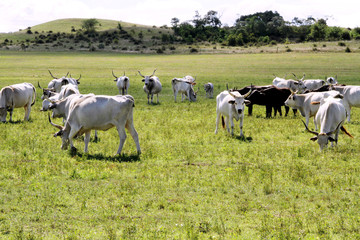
[328,136,335,142]
[310,136,318,141]
[192,82,196,85]
[142,79,145,82]
[244,100,251,105]
[61,79,69,85]
[49,103,56,109]
[228,100,235,104]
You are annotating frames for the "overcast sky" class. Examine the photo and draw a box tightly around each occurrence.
[1,0,359,33]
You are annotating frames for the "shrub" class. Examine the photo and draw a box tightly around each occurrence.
[345,47,351,52]
[338,42,346,46]
[190,48,198,53]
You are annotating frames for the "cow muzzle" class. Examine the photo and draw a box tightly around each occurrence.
[238,109,243,114]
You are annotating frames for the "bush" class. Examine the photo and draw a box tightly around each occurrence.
[345,47,351,52]
[190,48,198,53]
[338,42,346,46]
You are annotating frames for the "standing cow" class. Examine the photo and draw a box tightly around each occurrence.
[215,90,251,137]
[138,69,162,104]
[112,70,129,95]
[303,95,353,151]
[0,83,36,122]
[49,94,141,155]
[272,74,307,93]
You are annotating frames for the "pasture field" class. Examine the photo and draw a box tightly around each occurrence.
[1,51,360,239]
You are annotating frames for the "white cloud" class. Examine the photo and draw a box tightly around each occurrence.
[1,0,360,32]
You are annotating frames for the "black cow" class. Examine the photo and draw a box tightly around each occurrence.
[245,86,296,118]
[230,85,274,116]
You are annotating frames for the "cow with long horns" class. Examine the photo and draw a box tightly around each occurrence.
[138,69,162,104]
[302,95,353,151]
[215,90,251,137]
[47,70,80,93]
[112,70,129,95]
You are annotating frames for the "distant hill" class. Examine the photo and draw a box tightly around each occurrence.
[26,18,151,34]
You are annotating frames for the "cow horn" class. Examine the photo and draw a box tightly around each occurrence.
[226,83,229,90]
[37,81,44,90]
[48,113,63,130]
[150,69,157,77]
[243,88,252,98]
[65,72,69,78]
[112,70,118,78]
[292,73,298,80]
[301,120,318,136]
[48,70,57,79]
[326,121,343,136]
[123,71,126,76]
[284,74,287,79]
[301,73,306,81]
[44,95,57,104]
[138,70,145,78]
[75,74,81,81]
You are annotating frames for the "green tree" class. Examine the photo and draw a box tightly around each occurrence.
[82,19,100,33]
[308,19,327,41]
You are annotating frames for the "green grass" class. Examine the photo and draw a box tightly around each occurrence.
[1,51,360,239]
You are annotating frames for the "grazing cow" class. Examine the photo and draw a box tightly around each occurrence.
[49,95,141,155]
[246,86,294,118]
[47,70,80,93]
[285,90,341,130]
[215,90,251,137]
[138,69,162,104]
[112,70,129,95]
[272,74,307,93]
[0,83,36,122]
[204,82,214,98]
[303,95,353,151]
[171,77,197,102]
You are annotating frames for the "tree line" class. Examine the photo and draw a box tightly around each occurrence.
[171,10,360,46]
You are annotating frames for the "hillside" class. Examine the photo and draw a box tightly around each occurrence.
[0,18,360,54]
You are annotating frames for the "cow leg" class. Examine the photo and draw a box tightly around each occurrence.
[239,116,244,137]
[125,121,141,155]
[24,104,31,121]
[156,94,159,104]
[84,131,91,153]
[305,115,310,131]
[151,94,154,104]
[116,126,127,155]
[292,108,297,116]
[278,106,282,116]
[174,91,177,102]
[313,118,318,131]
[285,106,289,117]
[147,93,150,104]
[230,117,234,136]
[225,116,231,133]
[215,112,220,134]
[248,104,253,116]
[9,108,13,122]
[266,105,272,118]
[94,130,98,141]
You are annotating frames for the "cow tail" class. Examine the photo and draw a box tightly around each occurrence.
[341,126,354,138]
[221,116,225,129]
[31,86,36,106]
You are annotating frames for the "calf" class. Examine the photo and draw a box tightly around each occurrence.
[112,70,129,95]
[138,69,162,104]
[204,82,214,98]
[303,95,353,151]
[171,77,197,102]
[215,90,251,137]
[49,94,141,155]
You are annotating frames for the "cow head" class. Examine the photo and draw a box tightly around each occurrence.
[302,120,342,151]
[48,113,70,150]
[0,87,14,122]
[138,69,156,86]
[284,91,297,107]
[112,70,128,83]
[228,90,251,114]
[326,75,338,85]
[188,86,198,102]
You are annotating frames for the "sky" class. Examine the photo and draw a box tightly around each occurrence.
[1,0,360,33]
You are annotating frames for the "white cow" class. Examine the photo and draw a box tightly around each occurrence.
[184,75,196,83]
[41,84,80,112]
[112,70,129,95]
[49,95,141,155]
[215,90,251,137]
[303,78,326,91]
[138,69,162,104]
[204,82,214,98]
[285,90,341,131]
[47,70,80,93]
[0,83,36,122]
[171,77,197,102]
[330,85,360,122]
[303,95,353,151]
[273,74,307,93]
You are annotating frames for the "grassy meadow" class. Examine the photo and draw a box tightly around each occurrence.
[1,51,360,239]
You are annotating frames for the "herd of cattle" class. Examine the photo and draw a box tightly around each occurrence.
[0,70,359,153]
